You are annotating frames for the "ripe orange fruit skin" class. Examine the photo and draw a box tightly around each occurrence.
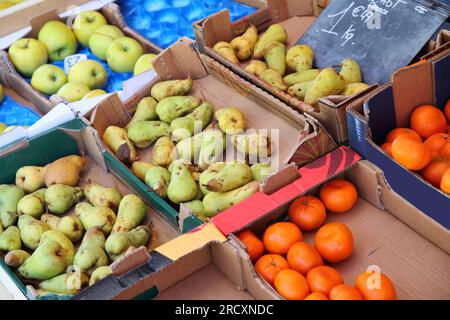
[355,271,396,300]
[306,266,344,296]
[304,292,328,300]
[419,157,450,188]
[288,195,326,231]
[444,99,450,123]
[410,104,447,139]
[391,135,432,171]
[236,229,265,263]
[385,128,422,143]
[424,133,450,158]
[287,242,323,275]
[319,179,358,213]
[315,222,353,263]
[274,269,310,300]
[254,254,289,286]
[263,222,302,255]
[329,284,363,300]
[381,142,393,157]
[441,168,450,194]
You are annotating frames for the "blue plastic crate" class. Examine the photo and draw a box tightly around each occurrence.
[0,95,41,127]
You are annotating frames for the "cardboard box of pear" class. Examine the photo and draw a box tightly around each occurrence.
[0,2,160,115]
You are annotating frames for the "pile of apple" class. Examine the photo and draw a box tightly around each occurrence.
[8,10,156,102]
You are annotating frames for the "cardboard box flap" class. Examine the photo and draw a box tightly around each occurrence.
[200,10,234,45]
[110,247,151,276]
[90,93,131,135]
[432,47,450,107]
[268,0,315,22]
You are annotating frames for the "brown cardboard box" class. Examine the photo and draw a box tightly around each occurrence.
[0,0,161,115]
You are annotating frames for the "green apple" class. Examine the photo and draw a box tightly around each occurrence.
[89,25,124,61]
[134,53,157,76]
[72,11,107,47]
[107,37,144,73]
[31,64,67,95]
[57,82,90,102]
[82,89,107,99]
[0,83,4,104]
[38,20,77,61]
[68,59,107,89]
[8,38,48,77]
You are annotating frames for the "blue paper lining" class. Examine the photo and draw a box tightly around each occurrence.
[0,96,41,127]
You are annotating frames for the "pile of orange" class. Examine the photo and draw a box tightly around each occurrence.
[381,101,450,194]
[237,179,396,300]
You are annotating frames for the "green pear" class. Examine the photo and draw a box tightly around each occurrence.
[260,69,288,91]
[232,133,272,158]
[41,214,83,243]
[341,83,369,96]
[112,194,146,233]
[230,24,258,60]
[45,184,83,215]
[183,200,206,221]
[144,166,171,198]
[73,228,108,272]
[5,250,30,268]
[168,159,191,174]
[213,41,239,64]
[199,162,226,196]
[304,68,346,108]
[84,183,122,211]
[170,101,214,141]
[127,120,170,149]
[131,161,154,181]
[287,81,313,100]
[198,130,226,170]
[167,161,199,204]
[17,188,46,218]
[18,240,67,280]
[216,107,246,134]
[286,45,314,72]
[18,215,50,250]
[15,166,47,193]
[253,24,287,59]
[89,266,112,286]
[75,202,116,236]
[251,163,276,182]
[264,42,286,75]
[102,126,138,164]
[339,59,362,84]
[129,97,158,125]
[0,184,25,228]
[39,230,75,266]
[151,136,175,167]
[203,181,260,217]
[155,96,202,123]
[175,132,204,163]
[39,271,89,295]
[244,60,268,77]
[206,163,253,192]
[0,226,21,251]
[151,78,193,101]
[105,226,150,261]
[283,69,320,86]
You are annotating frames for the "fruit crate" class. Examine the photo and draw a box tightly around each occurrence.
[74,147,450,300]
[0,121,191,300]
[0,0,161,115]
[347,45,450,253]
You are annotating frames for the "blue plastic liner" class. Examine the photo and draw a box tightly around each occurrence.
[0,96,41,127]
[118,0,257,48]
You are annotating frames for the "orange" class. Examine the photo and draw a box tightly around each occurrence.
[424,133,450,158]
[385,127,422,143]
[329,284,363,300]
[274,269,310,300]
[319,179,358,213]
[315,222,353,263]
[445,99,450,123]
[236,229,265,263]
[287,242,323,275]
[288,195,326,231]
[355,270,396,300]
[391,135,431,171]
[419,157,450,188]
[254,254,289,286]
[410,104,447,139]
[263,222,302,255]
[381,142,392,157]
[441,168,450,194]
[304,292,328,300]
[306,266,344,296]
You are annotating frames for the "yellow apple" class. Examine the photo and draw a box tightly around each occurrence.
[89,25,124,61]
[0,83,4,104]
[38,20,77,61]
[68,59,107,89]
[57,82,90,102]
[82,89,107,99]
[134,53,157,76]
[31,64,67,95]
[8,38,48,77]
[106,37,144,73]
[72,11,107,47]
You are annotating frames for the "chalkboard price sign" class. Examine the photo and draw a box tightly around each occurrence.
[298,0,450,84]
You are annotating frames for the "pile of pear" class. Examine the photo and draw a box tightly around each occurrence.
[8,10,156,103]
[102,77,277,221]
[0,155,151,296]
[213,24,369,108]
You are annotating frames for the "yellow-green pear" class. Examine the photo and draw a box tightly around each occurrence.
[18,215,50,250]
[129,97,158,125]
[112,194,146,233]
[176,133,204,163]
[5,250,30,268]
[182,200,206,221]
[151,78,193,102]
[0,184,25,228]
[215,107,245,134]
[145,166,171,198]
[102,126,138,164]
[167,161,199,204]
[127,120,170,149]
[73,227,108,272]
[155,96,202,123]
[39,271,89,295]
[39,230,75,266]
[244,60,268,77]
[105,226,150,261]
[0,226,21,251]
[287,81,313,100]
[251,163,276,182]
[89,266,112,285]
[45,155,86,187]
[286,45,314,71]
[283,69,320,86]
[198,130,226,170]
[84,183,122,211]
[232,133,272,158]
[131,161,154,181]
[17,188,46,218]
[339,58,362,84]
[230,24,258,60]
[41,213,84,243]
[170,101,214,141]
[264,41,286,75]
[341,82,369,96]
[45,184,83,215]
[304,68,346,108]
[206,163,253,192]
[260,69,288,91]
[15,166,47,193]
[75,202,116,236]
[199,162,226,196]
[213,41,239,64]
[151,136,175,167]
[253,24,287,59]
